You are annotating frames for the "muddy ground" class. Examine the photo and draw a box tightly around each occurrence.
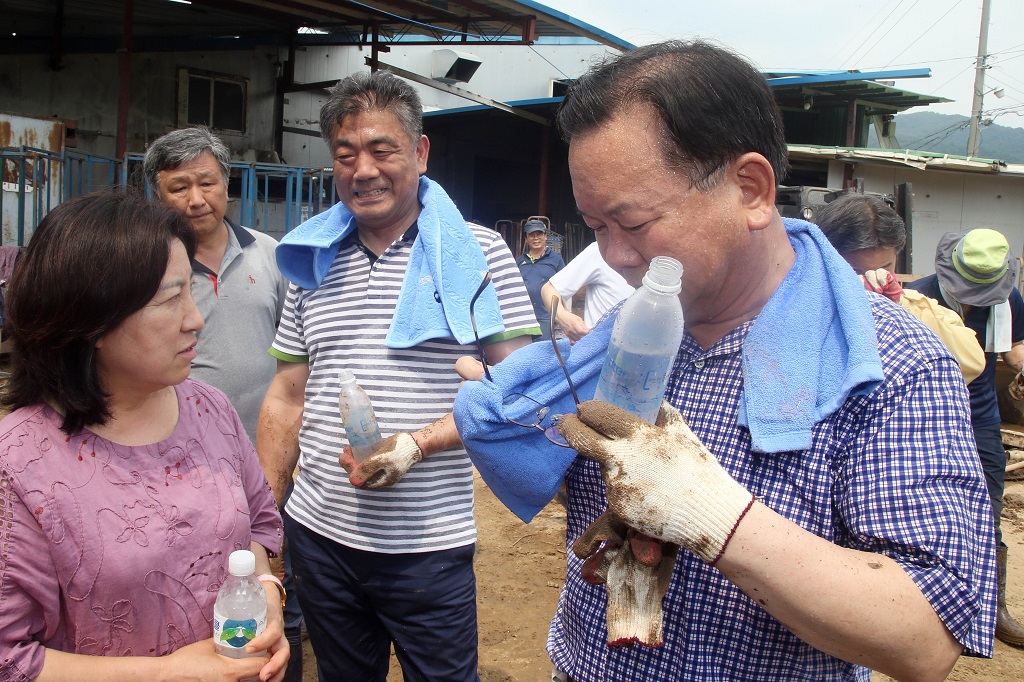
[292,474,1024,680]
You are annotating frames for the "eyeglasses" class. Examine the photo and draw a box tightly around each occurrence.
[502,296,581,447]
[469,271,494,382]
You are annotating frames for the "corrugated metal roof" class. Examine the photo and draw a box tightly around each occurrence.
[2,0,634,53]
[421,77,947,123]
[768,69,949,115]
[787,144,1010,173]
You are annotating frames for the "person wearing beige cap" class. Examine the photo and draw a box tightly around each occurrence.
[907,227,1024,647]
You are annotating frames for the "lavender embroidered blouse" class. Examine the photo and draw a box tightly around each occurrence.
[0,379,283,680]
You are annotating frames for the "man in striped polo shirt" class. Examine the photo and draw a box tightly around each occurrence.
[257,71,537,680]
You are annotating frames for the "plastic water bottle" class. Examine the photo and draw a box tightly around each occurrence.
[594,256,684,423]
[338,369,382,463]
[214,550,267,661]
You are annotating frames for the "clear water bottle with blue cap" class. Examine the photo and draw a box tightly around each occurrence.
[594,256,685,423]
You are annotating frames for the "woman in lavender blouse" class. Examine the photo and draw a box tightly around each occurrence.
[0,192,286,681]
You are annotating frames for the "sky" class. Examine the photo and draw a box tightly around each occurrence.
[539,0,1024,129]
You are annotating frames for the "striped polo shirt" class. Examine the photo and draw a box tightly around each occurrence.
[271,223,537,553]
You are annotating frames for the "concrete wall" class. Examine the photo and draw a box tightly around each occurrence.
[826,161,1024,276]
[0,49,281,158]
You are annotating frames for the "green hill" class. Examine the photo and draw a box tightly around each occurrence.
[866,111,1024,163]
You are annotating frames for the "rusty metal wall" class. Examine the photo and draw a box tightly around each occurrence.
[0,113,65,245]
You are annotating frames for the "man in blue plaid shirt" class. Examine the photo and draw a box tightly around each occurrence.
[539,40,996,681]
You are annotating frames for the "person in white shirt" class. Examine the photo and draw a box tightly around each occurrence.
[541,241,634,342]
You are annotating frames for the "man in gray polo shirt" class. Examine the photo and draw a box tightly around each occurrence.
[144,127,286,442]
[143,127,297,678]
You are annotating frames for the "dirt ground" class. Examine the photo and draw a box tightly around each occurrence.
[291,474,1024,681]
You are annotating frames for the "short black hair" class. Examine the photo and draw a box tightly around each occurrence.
[1,191,196,434]
[557,40,789,190]
[815,193,906,255]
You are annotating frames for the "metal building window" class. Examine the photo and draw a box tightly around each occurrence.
[177,68,247,133]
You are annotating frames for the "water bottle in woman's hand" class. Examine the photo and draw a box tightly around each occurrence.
[214,550,267,660]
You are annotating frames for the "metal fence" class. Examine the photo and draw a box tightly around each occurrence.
[1,146,336,246]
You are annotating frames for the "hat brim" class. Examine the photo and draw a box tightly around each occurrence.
[935,230,1020,306]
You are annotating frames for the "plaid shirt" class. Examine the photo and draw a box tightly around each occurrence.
[548,296,996,681]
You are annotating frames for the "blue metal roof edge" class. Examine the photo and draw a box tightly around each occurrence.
[517,1,636,51]
[765,68,932,86]
[420,67,944,120]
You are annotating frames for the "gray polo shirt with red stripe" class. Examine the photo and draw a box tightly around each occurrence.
[191,218,286,443]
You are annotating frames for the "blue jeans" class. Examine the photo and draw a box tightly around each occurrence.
[284,512,480,682]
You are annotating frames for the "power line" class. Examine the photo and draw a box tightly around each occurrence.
[985,73,1022,99]
[863,55,975,70]
[853,0,924,68]
[903,119,971,149]
[884,0,963,67]
[528,45,572,80]
[860,43,1024,71]
[996,50,1024,65]
[827,0,902,67]
[840,0,910,68]
[926,62,976,96]
[990,67,1024,92]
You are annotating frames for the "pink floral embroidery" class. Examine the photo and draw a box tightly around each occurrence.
[77,435,98,462]
[82,599,134,654]
[164,462,184,487]
[112,502,151,546]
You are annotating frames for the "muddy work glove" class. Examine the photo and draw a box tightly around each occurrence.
[860,268,903,303]
[1010,370,1024,402]
[339,433,422,489]
[574,510,679,647]
[559,400,755,564]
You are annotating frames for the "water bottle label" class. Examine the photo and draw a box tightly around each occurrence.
[595,348,674,423]
[214,612,266,652]
[345,425,382,449]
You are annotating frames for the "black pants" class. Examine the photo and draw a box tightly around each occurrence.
[973,420,1006,547]
[284,511,480,682]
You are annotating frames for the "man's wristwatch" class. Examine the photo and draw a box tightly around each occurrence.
[257,573,287,609]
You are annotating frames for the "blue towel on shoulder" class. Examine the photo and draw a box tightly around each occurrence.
[453,319,612,522]
[738,219,884,452]
[275,176,504,348]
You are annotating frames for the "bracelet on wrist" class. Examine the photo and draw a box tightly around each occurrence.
[257,573,287,609]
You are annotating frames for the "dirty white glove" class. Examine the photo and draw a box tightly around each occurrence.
[860,268,903,303]
[1010,370,1024,402]
[574,511,678,647]
[338,433,422,489]
[559,400,755,564]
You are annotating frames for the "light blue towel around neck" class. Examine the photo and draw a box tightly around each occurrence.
[275,176,505,349]
[453,218,885,522]
[737,218,884,452]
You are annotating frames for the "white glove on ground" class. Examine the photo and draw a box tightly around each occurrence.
[559,400,755,564]
[339,432,423,489]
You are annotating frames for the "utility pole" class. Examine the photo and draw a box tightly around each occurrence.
[967,0,992,158]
